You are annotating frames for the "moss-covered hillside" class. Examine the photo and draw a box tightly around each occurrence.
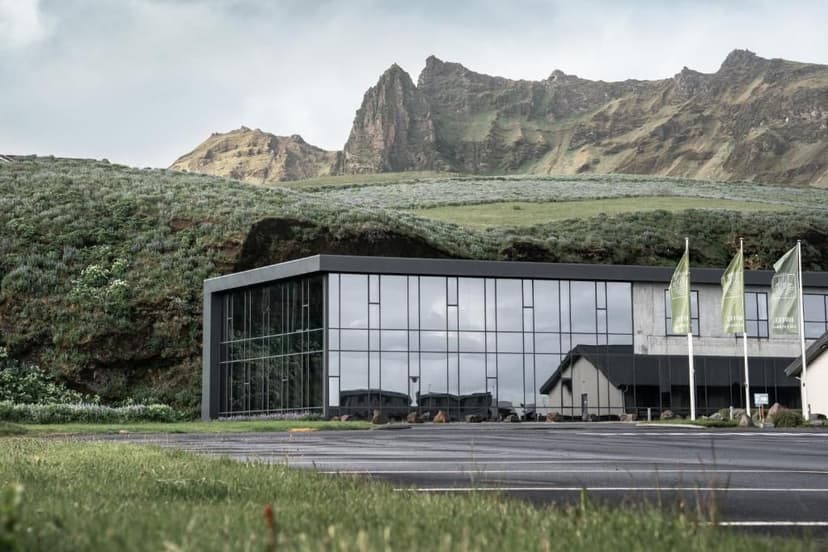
[1,157,826,407]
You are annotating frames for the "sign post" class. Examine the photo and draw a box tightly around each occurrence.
[754,393,769,425]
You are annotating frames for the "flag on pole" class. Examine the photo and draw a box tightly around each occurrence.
[721,247,745,334]
[669,245,691,334]
[770,246,800,336]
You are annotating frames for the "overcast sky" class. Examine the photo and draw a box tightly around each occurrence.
[1,0,826,168]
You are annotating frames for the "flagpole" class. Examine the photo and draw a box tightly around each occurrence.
[797,240,809,420]
[686,237,696,421]
[740,238,751,417]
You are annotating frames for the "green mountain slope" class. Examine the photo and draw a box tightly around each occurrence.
[1,157,826,406]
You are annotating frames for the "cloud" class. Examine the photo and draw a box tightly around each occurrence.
[0,0,50,49]
[0,0,826,167]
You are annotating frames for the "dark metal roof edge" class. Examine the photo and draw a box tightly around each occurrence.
[204,255,322,293]
[204,254,828,292]
[785,332,828,377]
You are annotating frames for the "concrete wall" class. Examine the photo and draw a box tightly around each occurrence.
[546,357,625,416]
[633,282,826,358]
[807,353,828,417]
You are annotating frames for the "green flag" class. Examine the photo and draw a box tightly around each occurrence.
[770,246,800,336]
[721,248,745,334]
[669,246,691,334]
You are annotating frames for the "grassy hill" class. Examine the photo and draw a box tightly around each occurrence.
[1,157,827,407]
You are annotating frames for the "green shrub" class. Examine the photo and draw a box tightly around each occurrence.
[770,409,805,427]
[0,402,180,424]
[0,349,94,405]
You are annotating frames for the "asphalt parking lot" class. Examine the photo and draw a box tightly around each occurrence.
[97,423,828,534]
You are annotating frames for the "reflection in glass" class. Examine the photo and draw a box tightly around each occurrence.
[380,276,407,329]
[458,278,485,330]
[497,279,522,331]
[571,281,596,332]
[420,277,447,330]
[340,274,368,328]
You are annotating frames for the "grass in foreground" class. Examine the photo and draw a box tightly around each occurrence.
[0,439,815,551]
[18,420,371,435]
[412,196,791,228]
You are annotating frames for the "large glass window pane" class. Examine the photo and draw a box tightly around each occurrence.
[328,377,339,407]
[420,352,448,402]
[459,332,485,352]
[606,282,632,334]
[328,274,340,328]
[369,352,380,390]
[308,277,324,329]
[369,274,379,303]
[561,282,571,332]
[535,333,561,354]
[340,352,368,390]
[369,304,380,328]
[449,354,459,395]
[523,280,533,307]
[381,352,408,395]
[571,281,596,333]
[534,280,560,332]
[380,276,408,329]
[340,329,368,350]
[380,330,407,351]
[804,295,826,321]
[459,353,486,396]
[408,277,419,329]
[340,274,368,328]
[497,353,524,414]
[496,279,522,331]
[485,279,496,330]
[420,277,447,330]
[421,331,448,352]
[458,278,485,330]
[497,332,523,353]
[447,277,458,305]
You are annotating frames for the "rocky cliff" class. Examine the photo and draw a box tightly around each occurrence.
[170,127,339,184]
[340,64,442,173]
[173,50,828,186]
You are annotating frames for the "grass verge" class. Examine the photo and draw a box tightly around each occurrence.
[18,420,371,435]
[0,421,27,436]
[0,439,814,551]
[411,196,790,228]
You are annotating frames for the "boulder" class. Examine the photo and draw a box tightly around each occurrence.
[767,402,786,421]
[406,412,423,424]
[709,412,723,421]
[620,412,638,422]
[738,413,754,427]
[660,409,674,420]
[371,409,387,425]
[546,412,561,422]
[464,414,483,423]
[433,410,449,423]
[339,415,352,422]
[503,414,520,423]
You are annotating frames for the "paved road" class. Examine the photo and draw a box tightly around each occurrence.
[96,423,828,534]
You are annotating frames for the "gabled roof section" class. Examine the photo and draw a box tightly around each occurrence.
[785,332,828,377]
[539,344,799,394]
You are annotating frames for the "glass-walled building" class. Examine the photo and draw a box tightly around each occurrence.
[202,255,828,420]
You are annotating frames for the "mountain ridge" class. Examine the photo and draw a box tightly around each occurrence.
[171,50,828,186]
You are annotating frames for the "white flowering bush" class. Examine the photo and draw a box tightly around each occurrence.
[0,401,179,424]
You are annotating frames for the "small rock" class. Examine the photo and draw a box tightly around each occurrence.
[620,413,638,422]
[504,414,520,423]
[546,412,561,422]
[339,414,352,422]
[371,409,387,425]
[433,410,449,423]
[464,414,483,423]
[118,429,129,434]
[660,409,674,420]
[406,412,423,424]
[738,413,754,427]
[709,412,723,421]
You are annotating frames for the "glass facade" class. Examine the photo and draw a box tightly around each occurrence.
[218,275,324,416]
[208,263,821,420]
[327,273,633,419]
